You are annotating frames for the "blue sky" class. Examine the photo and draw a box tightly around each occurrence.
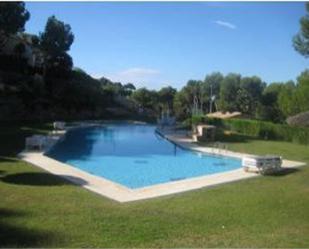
[25,2,308,89]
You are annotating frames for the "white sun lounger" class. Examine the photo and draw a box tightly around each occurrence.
[242,155,282,174]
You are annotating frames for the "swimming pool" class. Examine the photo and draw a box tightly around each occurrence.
[46,123,242,189]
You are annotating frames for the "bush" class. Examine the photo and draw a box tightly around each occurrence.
[207,117,224,127]
[208,118,309,145]
[183,115,207,127]
[191,115,206,125]
[182,118,191,128]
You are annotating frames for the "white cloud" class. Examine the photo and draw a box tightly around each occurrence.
[214,20,237,30]
[116,67,160,80]
[102,67,169,89]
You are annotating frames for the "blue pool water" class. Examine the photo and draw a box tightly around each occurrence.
[47,123,241,189]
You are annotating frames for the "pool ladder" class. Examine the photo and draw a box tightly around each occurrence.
[211,142,228,155]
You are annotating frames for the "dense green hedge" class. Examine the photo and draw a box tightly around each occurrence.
[208,118,309,145]
[183,115,207,127]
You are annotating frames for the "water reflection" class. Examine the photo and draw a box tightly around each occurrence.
[47,124,183,162]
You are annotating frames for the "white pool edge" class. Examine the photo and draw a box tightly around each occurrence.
[18,124,307,203]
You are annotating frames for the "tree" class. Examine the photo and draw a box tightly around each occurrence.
[173,90,191,120]
[277,81,297,117]
[182,80,204,114]
[158,86,177,111]
[66,69,109,111]
[293,3,309,57]
[0,2,30,36]
[294,69,309,113]
[237,76,265,115]
[14,42,26,58]
[173,79,207,119]
[100,80,127,99]
[219,73,241,112]
[257,83,285,122]
[235,87,253,114]
[204,72,223,96]
[31,35,40,46]
[131,88,158,110]
[113,82,125,96]
[99,76,114,86]
[40,16,74,55]
[203,72,224,112]
[40,15,74,78]
[123,83,136,96]
[0,2,30,52]
[124,83,136,90]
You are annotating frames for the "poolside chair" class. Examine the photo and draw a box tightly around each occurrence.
[53,121,66,130]
[25,135,46,151]
[242,155,282,174]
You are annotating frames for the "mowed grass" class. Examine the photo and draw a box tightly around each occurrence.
[0,123,309,247]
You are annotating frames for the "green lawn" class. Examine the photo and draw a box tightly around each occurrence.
[1,123,309,247]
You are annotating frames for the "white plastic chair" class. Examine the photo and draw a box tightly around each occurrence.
[53,121,66,130]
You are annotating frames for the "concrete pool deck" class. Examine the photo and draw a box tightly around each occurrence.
[18,125,306,203]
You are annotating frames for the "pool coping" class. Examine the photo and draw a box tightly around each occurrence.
[18,124,307,203]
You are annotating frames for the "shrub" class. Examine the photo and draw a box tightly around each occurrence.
[207,117,224,126]
[208,118,309,145]
[182,118,192,128]
[182,115,207,127]
[191,115,206,125]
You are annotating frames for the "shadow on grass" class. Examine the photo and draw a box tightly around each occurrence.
[0,156,18,163]
[0,208,63,247]
[198,133,257,147]
[267,168,300,177]
[0,123,51,158]
[0,172,88,186]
